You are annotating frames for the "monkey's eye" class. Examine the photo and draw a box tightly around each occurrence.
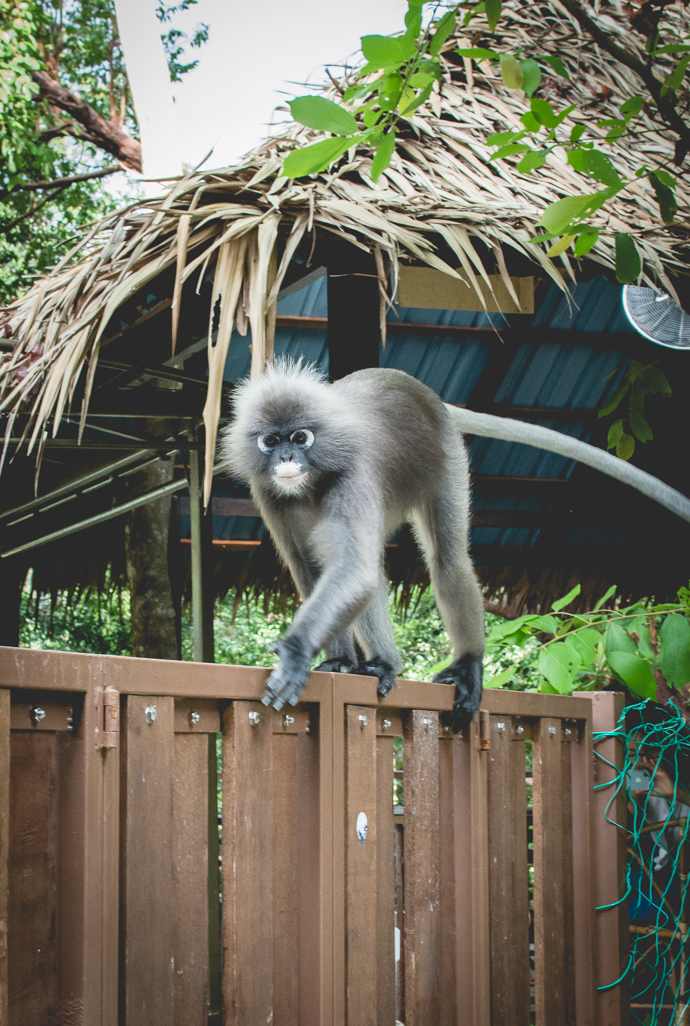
[290,429,314,448]
[258,433,280,453]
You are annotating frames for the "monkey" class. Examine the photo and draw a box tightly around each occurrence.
[222,359,485,733]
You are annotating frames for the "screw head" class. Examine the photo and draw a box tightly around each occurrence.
[443,724,450,733]
[564,727,572,737]
[145,705,157,725]
[31,706,46,725]
[548,725,557,736]
[282,714,295,727]
[248,711,260,726]
[382,718,392,731]
[516,725,524,735]
[422,717,432,731]
[189,711,200,727]
[359,714,368,728]
[497,721,505,733]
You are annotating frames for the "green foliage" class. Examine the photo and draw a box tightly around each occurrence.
[0,0,206,302]
[598,359,671,461]
[19,581,132,656]
[483,582,690,704]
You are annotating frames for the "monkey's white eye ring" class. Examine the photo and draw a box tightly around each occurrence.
[290,429,314,448]
[258,433,280,453]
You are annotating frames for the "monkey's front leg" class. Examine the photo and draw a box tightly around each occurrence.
[262,515,382,710]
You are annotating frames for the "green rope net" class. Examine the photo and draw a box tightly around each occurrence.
[595,700,690,1025]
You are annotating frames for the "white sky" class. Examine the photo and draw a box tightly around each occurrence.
[166,0,407,170]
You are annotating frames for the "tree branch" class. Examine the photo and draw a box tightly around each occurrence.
[558,0,690,162]
[31,69,142,171]
[5,166,122,195]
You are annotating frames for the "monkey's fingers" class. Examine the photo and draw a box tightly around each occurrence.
[355,658,397,697]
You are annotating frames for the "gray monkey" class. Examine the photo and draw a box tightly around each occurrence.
[222,359,485,732]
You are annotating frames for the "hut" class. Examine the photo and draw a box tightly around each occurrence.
[0,0,688,652]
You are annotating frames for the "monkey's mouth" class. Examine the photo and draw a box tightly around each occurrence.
[273,466,308,489]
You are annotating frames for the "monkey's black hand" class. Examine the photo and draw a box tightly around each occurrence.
[356,657,397,697]
[313,655,358,674]
[263,636,314,711]
[433,654,483,734]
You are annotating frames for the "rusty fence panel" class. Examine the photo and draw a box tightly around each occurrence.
[0,646,625,1026]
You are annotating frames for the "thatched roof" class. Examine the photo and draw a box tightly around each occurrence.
[1,0,688,498]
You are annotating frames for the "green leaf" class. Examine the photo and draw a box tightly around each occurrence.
[538,194,596,235]
[490,143,531,160]
[517,149,547,172]
[661,54,690,97]
[648,171,678,225]
[581,150,621,187]
[570,628,602,666]
[552,584,582,612]
[361,34,407,71]
[539,54,570,80]
[615,232,641,284]
[500,53,523,89]
[547,234,576,257]
[429,11,456,57]
[520,59,541,97]
[530,615,558,633]
[456,47,499,60]
[539,642,581,693]
[654,44,690,54]
[487,129,525,145]
[288,95,359,136]
[570,123,585,143]
[485,668,516,688]
[629,406,653,443]
[574,227,599,256]
[593,585,617,611]
[607,417,624,449]
[379,72,403,110]
[660,614,690,687]
[606,621,637,655]
[616,433,635,460]
[371,131,396,181]
[283,135,362,178]
[485,0,503,32]
[598,382,629,418]
[607,652,657,699]
[485,615,534,643]
[620,95,644,117]
[636,623,656,662]
[653,168,676,189]
[530,97,557,128]
[640,367,671,395]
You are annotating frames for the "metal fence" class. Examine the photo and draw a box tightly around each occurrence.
[0,646,626,1025]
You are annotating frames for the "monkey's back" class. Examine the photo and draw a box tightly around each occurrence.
[331,368,465,510]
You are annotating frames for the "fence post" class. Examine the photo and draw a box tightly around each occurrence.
[0,690,8,1026]
[588,691,628,1026]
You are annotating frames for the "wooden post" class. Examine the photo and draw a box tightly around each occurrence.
[189,447,214,664]
[589,691,628,1026]
[0,690,9,1025]
[326,244,380,381]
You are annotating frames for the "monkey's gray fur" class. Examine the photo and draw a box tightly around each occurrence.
[222,360,485,731]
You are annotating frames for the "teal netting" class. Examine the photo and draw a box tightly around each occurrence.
[595,700,690,1025]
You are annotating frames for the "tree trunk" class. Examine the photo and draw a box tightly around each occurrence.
[124,457,178,659]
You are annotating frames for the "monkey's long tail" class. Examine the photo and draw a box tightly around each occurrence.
[445,405,690,524]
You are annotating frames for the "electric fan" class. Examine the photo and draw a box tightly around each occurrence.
[622,285,690,350]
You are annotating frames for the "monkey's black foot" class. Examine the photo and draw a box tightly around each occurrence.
[263,636,314,711]
[433,654,483,734]
[313,655,358,674]
[356,658,397,697]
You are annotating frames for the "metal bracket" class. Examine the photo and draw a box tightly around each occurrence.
[479,709,491,750]
[95,687,120,749]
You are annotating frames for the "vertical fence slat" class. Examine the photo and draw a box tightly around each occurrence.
[273,729,301,1022]
[487,715,531,1026]
[121,694,175,1026]
[533,717,565,1026]
[569,717,596,1026]
[403,709,440,1025]
[590,692,627,1026]
[438,730,458,1026]
[297,719,321,1026]
[101,713,120,1026]
[0,690,8,1026]
[9,732,58,1025]
[207,734,222,1021]
[453,718,490,1026]
[222,700,273,1025]
[345,705,377,1025]
[173,732,209,1026]
[376,729,396,1025]
[561,732,576,1026]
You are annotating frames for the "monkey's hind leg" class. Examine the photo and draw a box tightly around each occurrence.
[313,632,360,675]
[353,574,403,697]
[412,489,485,734]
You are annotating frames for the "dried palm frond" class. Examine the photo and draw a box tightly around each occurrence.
[1,0,687,494]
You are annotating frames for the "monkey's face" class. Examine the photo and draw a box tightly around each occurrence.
[257,428,315,495]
